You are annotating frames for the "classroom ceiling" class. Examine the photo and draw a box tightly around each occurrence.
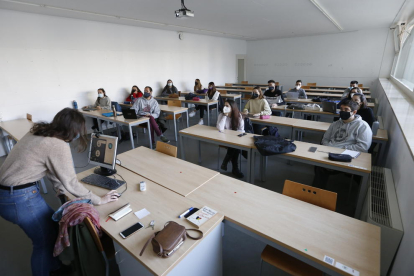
[0,0,407,40]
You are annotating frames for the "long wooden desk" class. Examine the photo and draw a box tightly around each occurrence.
[118,147,219,197]
[272,105,340,119]
[76,166,224,276]
[309,85,370,91]
[154,97,218,126]
[79,109,151,149]
[305,88,371,94]
[284,91,372,99]
[284,98,375,108]
[179,92,242,107]
[187,174,380,276]
[120,103,189,142]
[252,140,372,218]
[179,125,256,183]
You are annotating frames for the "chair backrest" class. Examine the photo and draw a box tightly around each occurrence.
[84,217,104,252]
[275,82,280,86]
[111,101,122,112]
[282,180,337,211]
[241,81,248,84]
[27,113,32,121]
[301,85,310,90]
[307,83,317,86]
[166,100,182,120]
[156,141,177,157]
[358,84,363,88]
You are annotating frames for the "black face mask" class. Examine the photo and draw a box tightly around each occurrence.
[132,89,137,92]
[268,86,274,90]
[251,94,259,99]
[195,82,198,85]
[144,92,151,98]
[339,111,352,120]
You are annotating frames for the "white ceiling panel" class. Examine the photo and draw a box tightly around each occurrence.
[0,0,407,40]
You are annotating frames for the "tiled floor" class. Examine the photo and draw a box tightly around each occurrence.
[0,111,362,275]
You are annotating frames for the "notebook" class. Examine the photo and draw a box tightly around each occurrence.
[342,149,361,159]
[109,203,132,221]
[186,206,217,228]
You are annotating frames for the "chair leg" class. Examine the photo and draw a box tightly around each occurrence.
[217,147,220,171]
[259,258,264,276]
[347,174,355,202]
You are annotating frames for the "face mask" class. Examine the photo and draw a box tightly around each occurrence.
[350,93,355,98]
[268,86,274,90]
[98,93,103,98]
[339,111,352,121]
[132,89,137,92]
[195,82,198,85]
[251,93,259,99]
[144,92,151,98]
[168,83,172,87]
[209,86,213,89]
[73,133,80,141]
[295,86,300,90]
[223,106,231,113]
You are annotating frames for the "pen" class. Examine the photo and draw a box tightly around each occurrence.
[178,207,193,218]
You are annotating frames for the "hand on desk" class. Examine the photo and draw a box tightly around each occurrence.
[96,106,102,110]
[99,190,120,205]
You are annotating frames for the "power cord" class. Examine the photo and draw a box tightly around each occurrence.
[113,173,127,196]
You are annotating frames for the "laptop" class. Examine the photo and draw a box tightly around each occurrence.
[266,96,283,106]
[322,102,338,114]
[121,108,140,119]
[286,92,299,100]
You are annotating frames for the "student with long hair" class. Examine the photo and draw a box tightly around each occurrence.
[83,88,111,131]
[125,85,143,102]
[243,86,272,134]
[352,93,375,128]
[217,100,245,178]
[194,79,203,92]
[0,108,119,276]
[161,79,178,96]
[189,82,223,125]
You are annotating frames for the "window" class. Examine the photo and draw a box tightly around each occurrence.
[392,25,414,90]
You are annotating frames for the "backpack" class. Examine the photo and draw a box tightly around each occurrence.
[185,93,197,100]
[262,126,280,137]
[244,117,254,134]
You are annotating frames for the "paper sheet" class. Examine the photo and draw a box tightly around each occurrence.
[134,208,150,219]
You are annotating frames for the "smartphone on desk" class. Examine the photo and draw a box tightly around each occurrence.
[120,222,144,239]
[309,147,317,153]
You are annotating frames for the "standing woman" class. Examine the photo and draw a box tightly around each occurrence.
[161,79,178,96]
[194,79,203,92]
[189,82,223,125]
[217,100,245,178]
[243,86,272,134]
[83,88,111,131]
[125,85,143,102]
[0,108,119,276]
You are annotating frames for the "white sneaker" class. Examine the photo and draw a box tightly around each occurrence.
[189,111,196,117]
[198,119,204,125]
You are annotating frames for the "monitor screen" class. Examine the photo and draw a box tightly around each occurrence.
[89,133,118,170]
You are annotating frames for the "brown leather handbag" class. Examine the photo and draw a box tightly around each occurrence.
[139,221,203,258]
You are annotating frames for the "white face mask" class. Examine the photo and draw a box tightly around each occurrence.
[168,83,172,87]
[295,85,300,90]
[223,106,231,113]
[98,93,103,98]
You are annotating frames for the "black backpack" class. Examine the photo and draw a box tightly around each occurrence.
[244,117,254,134]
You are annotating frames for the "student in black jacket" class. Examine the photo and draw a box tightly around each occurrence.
[264,79,284,116]
[352,93,375,128]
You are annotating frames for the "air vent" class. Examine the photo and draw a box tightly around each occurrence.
[370,166,391,227]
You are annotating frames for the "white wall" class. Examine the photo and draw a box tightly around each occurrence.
[0,9,246,155]
[246,28,393,91]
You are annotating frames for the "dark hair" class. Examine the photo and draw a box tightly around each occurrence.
[145,86,153,92]
[252,86,264,99]
[296,80,302,84]
[340,99,359,112]
[350,80,358,84]
[130,85,142,95]
[208,82,216,96]
[268,80,276,84]
[352,93,368,109]
[226,100,241,131]
[31,108,87,152]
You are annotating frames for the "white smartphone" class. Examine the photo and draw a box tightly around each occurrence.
[119,222,144,239]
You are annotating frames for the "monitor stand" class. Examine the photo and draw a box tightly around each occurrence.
[94,167,117,176]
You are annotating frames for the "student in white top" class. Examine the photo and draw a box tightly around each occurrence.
[190,82,222,125]
[243,86,272,134]
[217,100,245,178]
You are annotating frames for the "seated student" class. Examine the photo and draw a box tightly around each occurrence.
[313,99,372,189]
[189,82,223,125]
[125,85,143,102]
[352,93,375,128]
[132,86,170,147]
[161,79,178,97]
[341,80,363,99]
[83,88,111,131]
[288,80,307,99]
[217,100,245,178]
[0,108,119,276]
[243,86,272,134]
[264,79,285,116]
[194,79,203,92]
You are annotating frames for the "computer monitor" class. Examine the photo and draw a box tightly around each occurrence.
[89,133,118,176]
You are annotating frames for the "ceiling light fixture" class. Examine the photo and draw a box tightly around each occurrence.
[309,0,343,31]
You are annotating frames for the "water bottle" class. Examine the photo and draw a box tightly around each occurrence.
[73,100,78,110]
[372,121,379,136]
[131,95,134,102]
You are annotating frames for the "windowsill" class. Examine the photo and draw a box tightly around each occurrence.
[379,78,414,158]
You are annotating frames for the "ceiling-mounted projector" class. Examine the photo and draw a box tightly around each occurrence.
[175,0,194,18]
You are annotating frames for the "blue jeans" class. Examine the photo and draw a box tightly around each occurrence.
[0,184,60,275]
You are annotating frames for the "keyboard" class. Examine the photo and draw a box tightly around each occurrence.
[81,174,125,190]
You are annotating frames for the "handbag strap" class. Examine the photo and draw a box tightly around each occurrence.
[186,229,203,240]
[139,233,156,256]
